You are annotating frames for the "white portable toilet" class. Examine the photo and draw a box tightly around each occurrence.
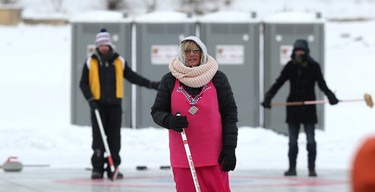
[198,11,261,127]
[134,11,198,128]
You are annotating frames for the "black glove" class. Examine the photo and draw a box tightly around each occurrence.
[218,147,236,172]
[89,99,99,111]
[261,99,271,108]
[327,92,339,105]
[168,115,188,132]
[149,81,160,90]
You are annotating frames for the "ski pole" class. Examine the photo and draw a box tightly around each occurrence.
[176,112,201,192]
[94,109,119,181]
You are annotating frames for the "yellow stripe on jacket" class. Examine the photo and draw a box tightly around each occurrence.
[88,57,124,99]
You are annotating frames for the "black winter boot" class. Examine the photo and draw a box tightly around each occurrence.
[308,169,317,177]
[285,142,298,176]
[284,167,297,176]
[91,149,105,179]
[91,169,104,179]
[107,171,124,179]
[106,165,124,179]
[307,143,317,177]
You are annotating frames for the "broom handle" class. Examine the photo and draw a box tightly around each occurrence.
[176,112,201,192]
[272,99,364,106]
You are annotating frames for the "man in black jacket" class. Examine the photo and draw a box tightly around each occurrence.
[261,39,339,177]
[80,28,159,179]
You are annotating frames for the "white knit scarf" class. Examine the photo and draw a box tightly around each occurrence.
[169,55,218,88]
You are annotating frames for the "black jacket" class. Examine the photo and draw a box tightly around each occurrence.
[151,71,238,148]
[265,59,335,124]
[80,52,152,105]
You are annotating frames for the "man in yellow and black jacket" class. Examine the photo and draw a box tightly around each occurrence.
[80,28,159,179]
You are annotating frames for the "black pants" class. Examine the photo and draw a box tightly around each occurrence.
[287,123,317,170]
[90,104,122,171]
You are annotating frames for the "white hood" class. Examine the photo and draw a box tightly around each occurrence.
[177,36,208,65]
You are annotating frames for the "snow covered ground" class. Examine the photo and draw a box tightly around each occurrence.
[1,0,375,172]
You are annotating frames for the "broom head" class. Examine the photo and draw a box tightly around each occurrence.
[364,93,373,108]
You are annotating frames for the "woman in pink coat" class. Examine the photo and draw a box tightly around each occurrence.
[151,36,238,192]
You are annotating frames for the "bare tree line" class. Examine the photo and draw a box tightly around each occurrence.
[2,0,375,15]
[0,0,17,4]
[106,0,231,14]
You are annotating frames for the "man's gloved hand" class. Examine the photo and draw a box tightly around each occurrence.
[168,115,188,132]
[89,99,99,111]
[218,146,236,172]
[327,92,339,105]
[261,99,271,108]
[149,81,160,90]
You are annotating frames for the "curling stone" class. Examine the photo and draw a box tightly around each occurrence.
[2,157,23,172]
[136,165,148,171]
[160,165,171,170]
